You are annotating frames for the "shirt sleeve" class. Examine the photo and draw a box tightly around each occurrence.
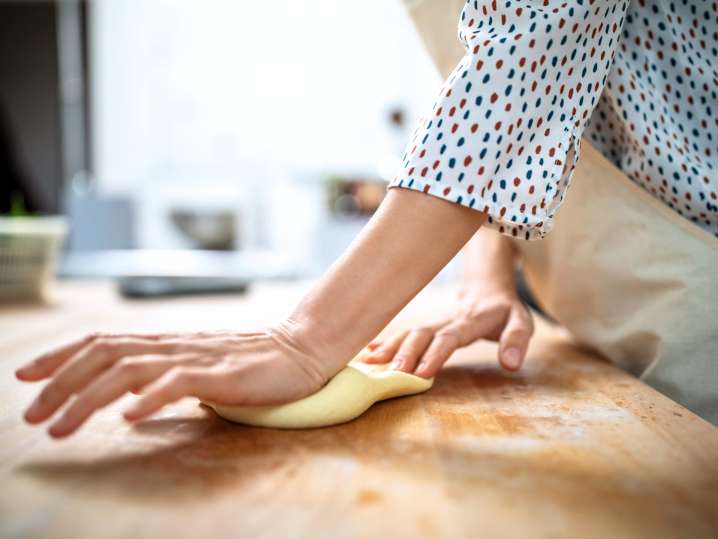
[388,0,630,240]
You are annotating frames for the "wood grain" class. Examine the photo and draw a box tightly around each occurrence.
[1,281,717,539]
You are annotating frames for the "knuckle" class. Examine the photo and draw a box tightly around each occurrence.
[85,332,101,343]
[436,329,460,342]
[152,384,173,400]
[116,358,144,375]
[465,305,492,321]
[176,370,201,386]
[397,343,417,355]
[88,338,114,355]
[164,367,182,383]
[399,346,418,359]
[412,326,435,335]
[86,331,110,344]
[393,349,419,366]
[507,327,532,341]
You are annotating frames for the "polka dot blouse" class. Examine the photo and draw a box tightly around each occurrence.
[388,0,718,239]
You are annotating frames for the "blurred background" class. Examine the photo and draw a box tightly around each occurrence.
[0,0,465,300]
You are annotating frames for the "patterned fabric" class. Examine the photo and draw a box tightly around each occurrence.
[388,1,718,239]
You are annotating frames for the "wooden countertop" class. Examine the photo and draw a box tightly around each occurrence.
[1,281,717,539]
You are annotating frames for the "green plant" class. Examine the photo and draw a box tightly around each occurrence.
[8,192,32,217]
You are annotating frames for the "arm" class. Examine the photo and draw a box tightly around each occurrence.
[15,0,629,437]
[16,188,486,437]
[281,187,488,374]
[460,227,517,296]
[389,0,631,240]
[357,0,633,374]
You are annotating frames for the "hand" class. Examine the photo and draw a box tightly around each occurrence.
[15,320,335,438]
[364,287,534,378]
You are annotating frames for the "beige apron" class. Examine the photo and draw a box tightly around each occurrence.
[403,0,718,423]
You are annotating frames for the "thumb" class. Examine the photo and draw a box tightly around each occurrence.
[497,304,533,371]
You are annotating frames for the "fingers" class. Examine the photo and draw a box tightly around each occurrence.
[15,332,183,382]
[15,333,100,382]
[123,368,226,422]
[497,304,534,371]
[389,328,435,373]
[416,306,509,377]
[415,302,533,378]
[413,328,461,378]
[363,331,408,364]
[46,355,181,438]
[23,337,197,424]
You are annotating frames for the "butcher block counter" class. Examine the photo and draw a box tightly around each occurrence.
[1,280,717,539]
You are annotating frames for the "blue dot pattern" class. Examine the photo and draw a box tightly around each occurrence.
[388,0,718,240]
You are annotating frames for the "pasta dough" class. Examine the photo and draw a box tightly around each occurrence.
[207,357,434,429]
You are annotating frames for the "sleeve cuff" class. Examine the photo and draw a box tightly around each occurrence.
[387,123,582,241]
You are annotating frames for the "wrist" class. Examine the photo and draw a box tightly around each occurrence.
[273,189,488,379]
[460,230,518,298]
[459,272,519,301]
[270,314,354,379]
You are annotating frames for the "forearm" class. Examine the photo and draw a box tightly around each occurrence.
[460,228,518,295]
[282,188,486,373]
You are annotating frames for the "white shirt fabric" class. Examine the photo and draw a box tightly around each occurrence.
[388,0,718,240]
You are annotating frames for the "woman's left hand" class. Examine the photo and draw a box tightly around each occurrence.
[362,287,534,378]
[15,321,334,438]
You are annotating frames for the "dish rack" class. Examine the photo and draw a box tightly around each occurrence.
[0,217,67,302]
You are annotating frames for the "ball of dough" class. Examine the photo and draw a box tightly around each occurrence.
[206,358,433,429]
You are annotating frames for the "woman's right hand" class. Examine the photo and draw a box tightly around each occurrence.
[363,283,534,379]
[15,320,338,438]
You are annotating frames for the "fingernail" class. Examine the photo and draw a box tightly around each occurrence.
[48,423,68,438]
[503,348,521,369]
[414,365,429,378]
[15,366,31,379]
[123,406,142,421]
[24,404,42,423]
